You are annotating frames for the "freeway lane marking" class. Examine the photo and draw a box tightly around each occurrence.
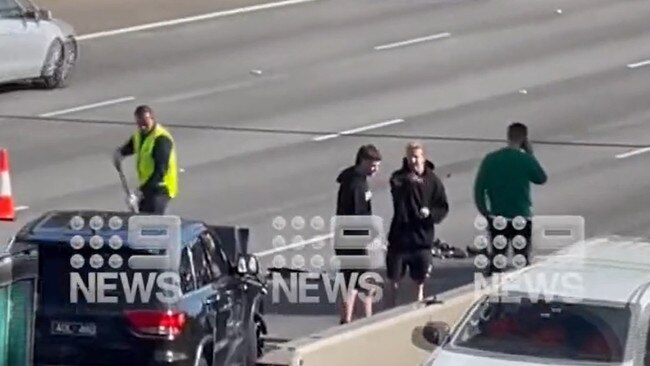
[374,32,451,51]
[627,59,650,69]
[615,147,650,159]
[256,233,333,257]
[76,0,319,41]
[15,205,28,211]
[313,118,405,141]
[38,97,136,118]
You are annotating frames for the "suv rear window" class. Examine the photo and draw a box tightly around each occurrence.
[37,243,174,311]
[451,296,632,363]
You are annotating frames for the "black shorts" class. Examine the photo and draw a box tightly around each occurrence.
[483,216,533,274]
[385,248,432,283]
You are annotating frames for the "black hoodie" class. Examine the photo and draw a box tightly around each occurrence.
[335,165,372,216]
[387,158,449,251]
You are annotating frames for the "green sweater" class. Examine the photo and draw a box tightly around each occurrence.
[473,147,547,218]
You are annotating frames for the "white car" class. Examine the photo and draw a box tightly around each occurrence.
[419,236,650,366]
[0,0,77,89]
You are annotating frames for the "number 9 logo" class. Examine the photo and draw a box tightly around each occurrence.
[127,215,182,271]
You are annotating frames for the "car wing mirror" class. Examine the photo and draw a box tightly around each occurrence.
[412,321,451,351]
[425,321,450,345]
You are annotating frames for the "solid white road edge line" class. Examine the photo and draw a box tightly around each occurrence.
[38,96,136,118]
[256,233,333,257]
[615,147,650,159]
[374,32,451,51]
[627,59,650,69]
[76,0,319,41]
[313,118,405,141]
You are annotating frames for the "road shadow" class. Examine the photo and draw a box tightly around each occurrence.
[0,82,35,95]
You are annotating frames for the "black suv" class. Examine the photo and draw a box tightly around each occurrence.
[6,210,268,366]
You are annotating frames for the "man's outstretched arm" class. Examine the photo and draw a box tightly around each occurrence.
[113,138,134,169]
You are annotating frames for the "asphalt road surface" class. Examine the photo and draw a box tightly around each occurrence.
[3,0,650,340]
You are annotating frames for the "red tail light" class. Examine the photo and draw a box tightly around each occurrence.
[125,310,186,337]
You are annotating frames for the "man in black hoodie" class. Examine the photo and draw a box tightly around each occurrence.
[334,144,382,324]
[387,142,449,304]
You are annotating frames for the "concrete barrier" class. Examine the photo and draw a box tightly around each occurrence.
[256,284,479,366]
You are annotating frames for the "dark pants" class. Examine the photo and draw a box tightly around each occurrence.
[138,192,170,214]
[481,216,532,276]
[385,247,433,284]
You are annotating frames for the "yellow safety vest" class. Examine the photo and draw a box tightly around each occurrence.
[132,124,178,198]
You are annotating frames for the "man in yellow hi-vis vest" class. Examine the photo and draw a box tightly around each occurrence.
[113,105,178,214]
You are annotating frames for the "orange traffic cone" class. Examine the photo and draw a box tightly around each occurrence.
[0,149,15,221]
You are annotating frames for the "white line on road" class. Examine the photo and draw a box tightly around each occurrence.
[615,147,650,159]
[312,133,340,142]
[76,0,319,41]
[626,59,650,69]
[256,233,333,257]
[374,32,451,51]
[39,96,136,118]
[15,205,28,211]
[313,118,405,141]
[341,118,405,135]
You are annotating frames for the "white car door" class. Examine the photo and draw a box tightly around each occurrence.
[0,22,12,82]
[0,1,25,82]
[0,0,50,81]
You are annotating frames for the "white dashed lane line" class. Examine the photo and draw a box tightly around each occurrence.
[615,147,650,159]
[38,96,136,117]
[374,32,451,51]
[627,59,650,69]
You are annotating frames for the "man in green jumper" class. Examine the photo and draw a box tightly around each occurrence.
[473,122,547,276]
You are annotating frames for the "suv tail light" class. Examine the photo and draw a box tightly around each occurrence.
[125,310,186,337]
